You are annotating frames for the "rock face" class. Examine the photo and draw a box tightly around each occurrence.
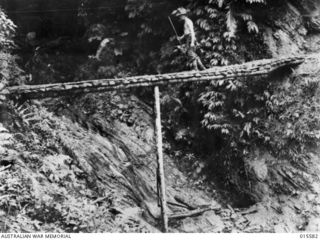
[263,0,320,57]
[291,0,320,15]
[246,0,320,230]
[263,3,306,57]
[291,0,320,32]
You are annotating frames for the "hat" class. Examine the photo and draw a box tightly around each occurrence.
[172,7,189,17]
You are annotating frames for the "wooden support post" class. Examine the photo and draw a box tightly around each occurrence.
[154,86,168,233]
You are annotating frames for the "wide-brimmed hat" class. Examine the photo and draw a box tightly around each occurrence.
[171,7,189,17]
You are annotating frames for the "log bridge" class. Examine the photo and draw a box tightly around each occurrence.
[3,56,304,99]
[1,56,305,232]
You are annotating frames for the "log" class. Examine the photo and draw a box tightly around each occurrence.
[154,86,168,232]
[174,195,197,210]
[2,56,305,99]
[167,201,191,209]
[277,169,301,189]
[0,165,11,172]
[168,206,221,220]
[239,207,258,215]
[92,196,109,204]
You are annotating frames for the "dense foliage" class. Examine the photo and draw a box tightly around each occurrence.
[75,0,270,74]
[0,9,16,50]
[199,69,320,176]
[0,8,24,87]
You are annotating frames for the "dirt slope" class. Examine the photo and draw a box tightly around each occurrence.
[0,92,222,233]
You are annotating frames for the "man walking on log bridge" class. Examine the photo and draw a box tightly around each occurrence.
[171,7,206,71]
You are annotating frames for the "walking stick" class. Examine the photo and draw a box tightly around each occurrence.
[168,16,182,45]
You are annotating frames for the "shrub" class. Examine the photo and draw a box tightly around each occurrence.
[0,8,24,86]
[199,70,320,188]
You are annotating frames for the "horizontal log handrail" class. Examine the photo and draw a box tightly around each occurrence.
[3,56,305,99]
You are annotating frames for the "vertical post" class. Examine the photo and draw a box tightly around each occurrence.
[154,86,168,233]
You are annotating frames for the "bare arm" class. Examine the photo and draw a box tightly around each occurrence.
[177,34,185,41]
[190,31,196,47]
[95,38,110,60]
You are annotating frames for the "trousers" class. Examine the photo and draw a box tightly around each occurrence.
[186,46,205,71]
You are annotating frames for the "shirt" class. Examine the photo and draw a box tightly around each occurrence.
[183,17,196,46]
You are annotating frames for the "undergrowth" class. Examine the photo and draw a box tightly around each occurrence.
[1,103,153,233]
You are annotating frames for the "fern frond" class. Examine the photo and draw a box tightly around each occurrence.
[240,13,252,21]
[217,0,225,8]
[12,103,39,127]
[247,20,259,33]
[226,9,237,38]
[196,18,211,31]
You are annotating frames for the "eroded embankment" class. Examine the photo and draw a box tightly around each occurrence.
[0,92,223,233]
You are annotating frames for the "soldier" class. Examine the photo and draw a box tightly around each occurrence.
[171,7,206,71]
